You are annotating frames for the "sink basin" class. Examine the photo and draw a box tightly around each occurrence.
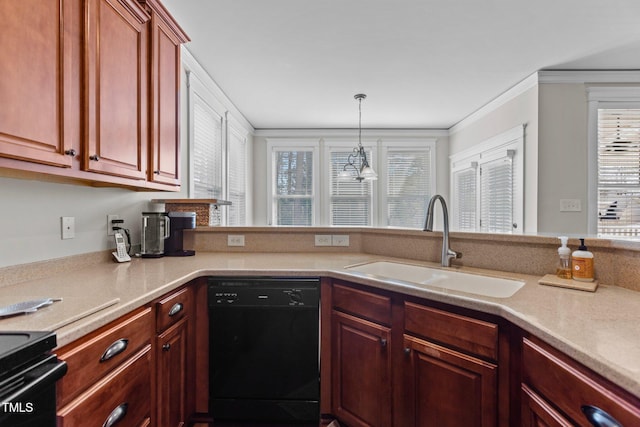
[345,261,524,298]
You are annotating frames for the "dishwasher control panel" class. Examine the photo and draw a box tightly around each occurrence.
[208,277,320,308]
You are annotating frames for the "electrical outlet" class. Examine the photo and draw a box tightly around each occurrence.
[107,214,119,236]
[332,235,350,247]
[314,235,332,246]
[228,235,245,247]
[560,199,581,212]
[61,217,75,239]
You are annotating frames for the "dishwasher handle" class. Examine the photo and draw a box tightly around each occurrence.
[3,356,67,403]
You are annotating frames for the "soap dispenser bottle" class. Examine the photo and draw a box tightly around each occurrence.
[556,236,572,279]
[572,238,594,282]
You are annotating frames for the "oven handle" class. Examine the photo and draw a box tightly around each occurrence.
[4,357,68,403]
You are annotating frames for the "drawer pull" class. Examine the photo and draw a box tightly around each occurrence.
[168,302,183,317]
[103,402,128,427]
[581,405,622,427]
[100,339,129,362]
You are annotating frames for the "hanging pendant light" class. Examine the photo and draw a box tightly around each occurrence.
[338,94,378,182]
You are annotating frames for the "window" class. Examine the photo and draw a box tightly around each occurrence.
[383,144,433,228]
[596,108,640,238]
[187,68,251,225]
[190,77,223,199]
[227,117,248,226]
[450,125,524,234]
[267,140,319,226]
[268,136,436,228]
[328,146,374,226]
[587,87,640,238]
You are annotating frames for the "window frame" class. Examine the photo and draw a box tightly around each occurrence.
[587,87,640,236]
[449,125,524,234]
[266,138,321,226]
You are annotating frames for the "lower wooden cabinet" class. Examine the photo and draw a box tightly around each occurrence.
[57,345,152,426]
[156,317,189,427]
[402,334,497,427]
[331,310,392,427]
[521,336,640,427]
[325,279,501,427]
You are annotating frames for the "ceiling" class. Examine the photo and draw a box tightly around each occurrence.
[162,0,640,130]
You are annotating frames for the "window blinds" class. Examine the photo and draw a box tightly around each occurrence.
[386,149,431,228]
[453,165,477,231]
[480,155,514,233]
[330,150,372,226]
[192,94,223,199]
[597,108,640,238]
[274,150,314,225]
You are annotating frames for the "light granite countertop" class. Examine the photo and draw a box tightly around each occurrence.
[0,252,639,398]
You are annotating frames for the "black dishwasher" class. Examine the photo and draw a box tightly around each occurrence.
[208,277,320,424]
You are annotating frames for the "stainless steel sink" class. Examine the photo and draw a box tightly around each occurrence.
[345,261,524,298]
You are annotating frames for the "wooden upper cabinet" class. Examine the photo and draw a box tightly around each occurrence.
[84,0,149,180]
[0,0,76,167]
[143,0,190,186]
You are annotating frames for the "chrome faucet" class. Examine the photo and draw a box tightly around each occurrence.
[423,195,461,267]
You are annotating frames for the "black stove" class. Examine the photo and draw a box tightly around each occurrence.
[0,331,67,426]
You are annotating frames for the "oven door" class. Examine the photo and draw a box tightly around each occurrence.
[0,354,67,426]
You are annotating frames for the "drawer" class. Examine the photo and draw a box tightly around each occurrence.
[332,282,391,325]
[404,301,498,360]
[56,307,153,407]
[156,286,192,333]
[57,345,152,427]
[522,337,640,426]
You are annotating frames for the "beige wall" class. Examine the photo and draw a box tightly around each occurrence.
[537,83,589,234]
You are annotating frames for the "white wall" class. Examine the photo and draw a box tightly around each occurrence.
[449,84,539,234]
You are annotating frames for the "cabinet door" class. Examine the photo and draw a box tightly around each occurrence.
[84,0,148,179]
[332,310,391,427]
[0,0,75,167]
[148,12,184,185]
[521,384,573,427]
[156,317,188,427]
[402,334,497,427]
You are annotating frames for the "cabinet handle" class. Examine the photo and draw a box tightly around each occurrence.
[154,170,161,175]
[168,302,183,317]
[90,154,100,161]
[380,338,387,348]
[581,405,622,427]
[103,402,128,427]
[100,339,129,362]
[162,343,171,352]
[64,149,77,156]
[404,347,411,355]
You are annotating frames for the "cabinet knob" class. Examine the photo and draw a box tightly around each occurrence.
[100,339,129,362]
[90,154,100,161]
[162,343,171,352]
[103,402,128,427]
[154,170,161,175]
[404,347,411,355]
[581,405,622,427]
[64,149,77,156]
[380,338,387,348]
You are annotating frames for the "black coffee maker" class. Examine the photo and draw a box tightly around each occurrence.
[164,211,196,256]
